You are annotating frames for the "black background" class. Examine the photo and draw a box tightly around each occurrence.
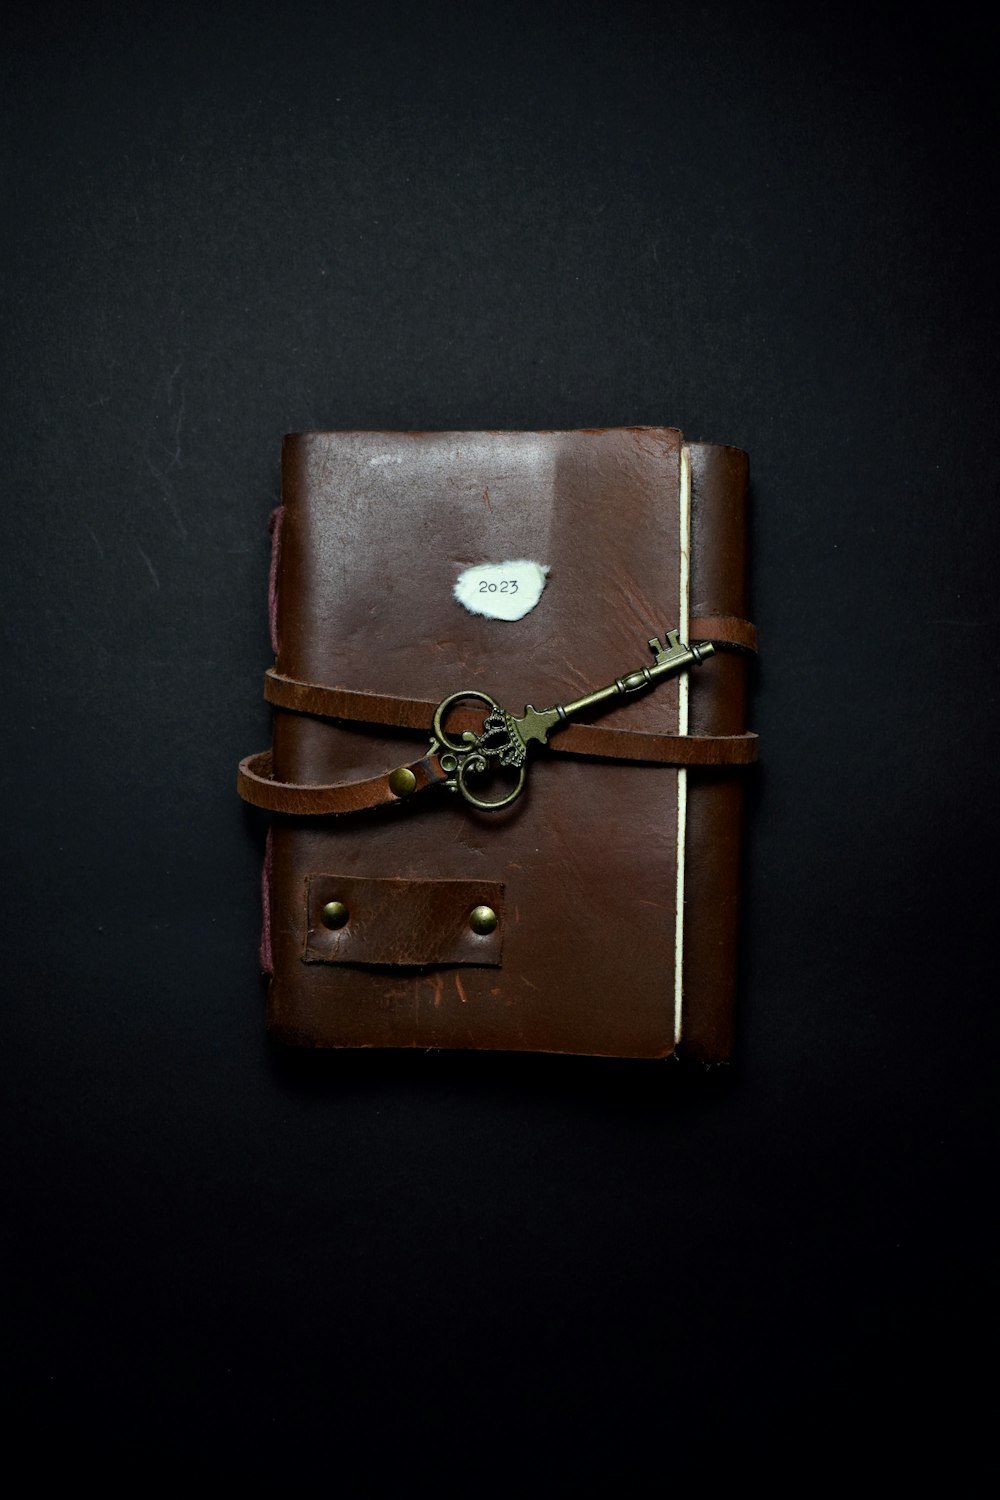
[3,0,996,1484]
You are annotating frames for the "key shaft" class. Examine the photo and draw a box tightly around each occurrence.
[513,632,715,748]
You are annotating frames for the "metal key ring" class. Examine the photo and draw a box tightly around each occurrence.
[431,690,529,810]
[432,690,501,754]
[455,756,527,812]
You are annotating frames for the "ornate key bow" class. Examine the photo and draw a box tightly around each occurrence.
[429,630,715,810]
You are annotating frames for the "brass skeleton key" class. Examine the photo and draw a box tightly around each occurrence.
[428,631,715,811]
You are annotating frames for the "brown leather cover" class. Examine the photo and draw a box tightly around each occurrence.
[258,427,752,1059]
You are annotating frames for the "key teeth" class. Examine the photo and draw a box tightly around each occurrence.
[649,630,685,664]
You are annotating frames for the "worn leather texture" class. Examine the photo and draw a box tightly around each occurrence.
[259,427,751,1058]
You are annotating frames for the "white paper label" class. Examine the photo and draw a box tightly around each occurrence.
[453,560,549,621]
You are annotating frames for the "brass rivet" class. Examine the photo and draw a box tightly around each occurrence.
[388,766,417,798]
[469,904,498,935]
[321,900,349,930]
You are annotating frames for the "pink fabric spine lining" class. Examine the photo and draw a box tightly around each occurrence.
[259,824,274,975]
[267,505,284,656]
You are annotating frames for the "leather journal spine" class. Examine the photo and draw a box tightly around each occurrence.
[682,442,751,1062]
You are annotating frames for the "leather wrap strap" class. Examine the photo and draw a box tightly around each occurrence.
[261,670,758,767]
[238,614,758,815]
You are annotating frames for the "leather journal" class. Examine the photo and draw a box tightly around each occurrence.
[237,428,756,1060]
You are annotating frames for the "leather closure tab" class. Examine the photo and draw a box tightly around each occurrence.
[304,874,505,968]
[237,748,450,815]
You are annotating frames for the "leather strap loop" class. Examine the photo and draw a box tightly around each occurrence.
[690,613,758,653]
[237,749,451,815]
[262,670,757,767]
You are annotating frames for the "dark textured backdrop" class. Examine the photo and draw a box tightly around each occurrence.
[3,0,996,1483]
